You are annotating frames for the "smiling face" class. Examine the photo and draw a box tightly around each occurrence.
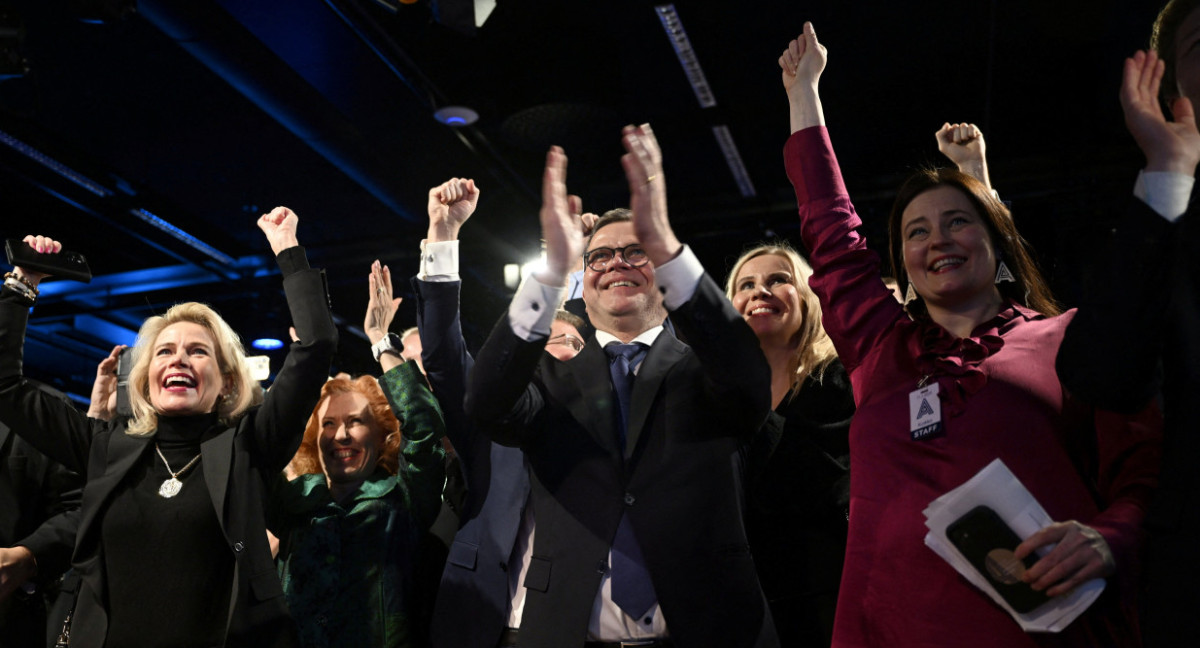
[316,391,385,489]
[582,221,665,335]
[731,253,804,346]
[901,185,1000,310]
[147,321,228,417]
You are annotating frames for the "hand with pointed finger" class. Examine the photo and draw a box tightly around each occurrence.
[1121,49,1200,175]
[621,124,681,266]
[11,235,63,286]
[779,22,827,96]
[1014,520,1116,597]
[257,206,301,256]
[365,260,402,345]
[427,177,480,242]
[534,146,583,286]
[88,344,126,421]
[779,22,827,132]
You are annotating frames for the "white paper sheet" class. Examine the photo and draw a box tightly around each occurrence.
[922,458,1105,632]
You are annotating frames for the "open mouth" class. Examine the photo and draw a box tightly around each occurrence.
[929,256,966,273]
[163,374,197,391]
[606,280,637,289]
[749,306,779,316]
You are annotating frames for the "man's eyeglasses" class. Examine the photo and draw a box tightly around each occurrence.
[547,333,585,352]
[583,244,649,272]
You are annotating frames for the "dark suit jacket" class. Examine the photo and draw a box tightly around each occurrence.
[410,278,530,648]
[1,418,82,648]
[465,274,776,648]
[0,251,337,648]
[1057,198,1199,647]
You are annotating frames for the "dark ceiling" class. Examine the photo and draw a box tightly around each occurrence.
[0,0,1165,402]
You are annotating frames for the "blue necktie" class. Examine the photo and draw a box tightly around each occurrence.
[604,342,656,620]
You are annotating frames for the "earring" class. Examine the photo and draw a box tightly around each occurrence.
[994,260,1015,284]
[904,282,918,304]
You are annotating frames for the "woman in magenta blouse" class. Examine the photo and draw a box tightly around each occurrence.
[778,22,1161,647]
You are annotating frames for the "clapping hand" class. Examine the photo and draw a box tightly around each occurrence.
[1121,49,1200,176]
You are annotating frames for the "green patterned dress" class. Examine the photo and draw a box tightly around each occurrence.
[273,361,446,648]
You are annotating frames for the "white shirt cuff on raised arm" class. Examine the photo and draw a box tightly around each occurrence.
[508,275,565,342]
[1134,170,1193,223]
[655,245,704,311]
[417,239,460,282]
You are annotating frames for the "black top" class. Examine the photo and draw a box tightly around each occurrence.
[741,359,855,648]
[102,412,233,648]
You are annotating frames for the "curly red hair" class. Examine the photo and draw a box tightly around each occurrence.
[288,375,403,477]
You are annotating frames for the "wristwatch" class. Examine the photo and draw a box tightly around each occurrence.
[371,332,404,362]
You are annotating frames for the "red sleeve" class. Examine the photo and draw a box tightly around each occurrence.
[785,127,907,372]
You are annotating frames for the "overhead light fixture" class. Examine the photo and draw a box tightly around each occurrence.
[655,4,716,109]
[433,106,479,127]
[251,338,285,351]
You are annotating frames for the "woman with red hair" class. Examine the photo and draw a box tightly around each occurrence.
[271,359,445,648]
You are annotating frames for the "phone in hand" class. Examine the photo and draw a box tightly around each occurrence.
[116,347,133,419]
[5,239,93,283]
[945,505,1052,614]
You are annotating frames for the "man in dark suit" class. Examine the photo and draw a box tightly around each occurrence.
[1057,12,1200,646]
[465,126,776,648]
[383,177,585,648]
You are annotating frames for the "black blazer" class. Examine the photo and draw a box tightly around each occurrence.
[0,253,337,648]
[411,278,530,648]
[1057,198,1199,646]
[465,274,777,648]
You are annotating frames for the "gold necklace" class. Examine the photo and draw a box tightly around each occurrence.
[154,444,202,498]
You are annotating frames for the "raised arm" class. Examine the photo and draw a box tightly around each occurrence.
[935,123,992,190]
[379,360,447,530]
[245,207,338,474]
[0,236,101,471]
[465,148,576,444]
[1059,49,1198,411]
[781,26,906,372]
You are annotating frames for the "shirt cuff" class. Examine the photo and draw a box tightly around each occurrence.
[656,245,704,311]
[418,240,460,281]
[508,274,565,341]
[275,246,310,277]
[1134,170,1193,223]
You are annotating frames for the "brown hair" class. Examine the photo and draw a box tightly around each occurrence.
[1152,0,1200,101]
[725,242,838,399]
[586,208,632,249]
[126,302,263,437]
[288,375,403,477]
[886,167,1060,318]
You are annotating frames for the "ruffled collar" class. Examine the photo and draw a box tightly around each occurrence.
[911,300,1042,417]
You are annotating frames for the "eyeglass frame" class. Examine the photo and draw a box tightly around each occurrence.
[582,243,650,272]
[547,333,585,352]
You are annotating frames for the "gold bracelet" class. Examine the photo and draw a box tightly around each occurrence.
[3,271,37,295]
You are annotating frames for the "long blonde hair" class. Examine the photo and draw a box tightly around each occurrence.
[725,243,838,401]
[126,302,263,437]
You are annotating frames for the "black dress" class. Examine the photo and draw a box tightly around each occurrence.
[741,359,854,647]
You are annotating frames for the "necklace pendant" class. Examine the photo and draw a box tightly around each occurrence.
[158,477,184,498]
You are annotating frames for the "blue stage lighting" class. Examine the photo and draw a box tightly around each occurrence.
[252,338,285,350]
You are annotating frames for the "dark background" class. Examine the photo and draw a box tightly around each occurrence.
[0,0,1164,402]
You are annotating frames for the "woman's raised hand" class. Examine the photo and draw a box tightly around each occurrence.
[12,235,63,287]
[780,22,827,133]
[257,206,301,256]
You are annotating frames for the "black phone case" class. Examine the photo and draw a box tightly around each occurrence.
[5,239,93,283]
[945,505,1052,614]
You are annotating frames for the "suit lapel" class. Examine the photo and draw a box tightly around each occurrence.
[564,341,623,460]
[201,427,235,525]
[625,333,687,459]
[75,430,151,557]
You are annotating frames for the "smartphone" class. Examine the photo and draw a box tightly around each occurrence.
[945,505,1052,614]
[116,347,133,418]
[5,239,93,283]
